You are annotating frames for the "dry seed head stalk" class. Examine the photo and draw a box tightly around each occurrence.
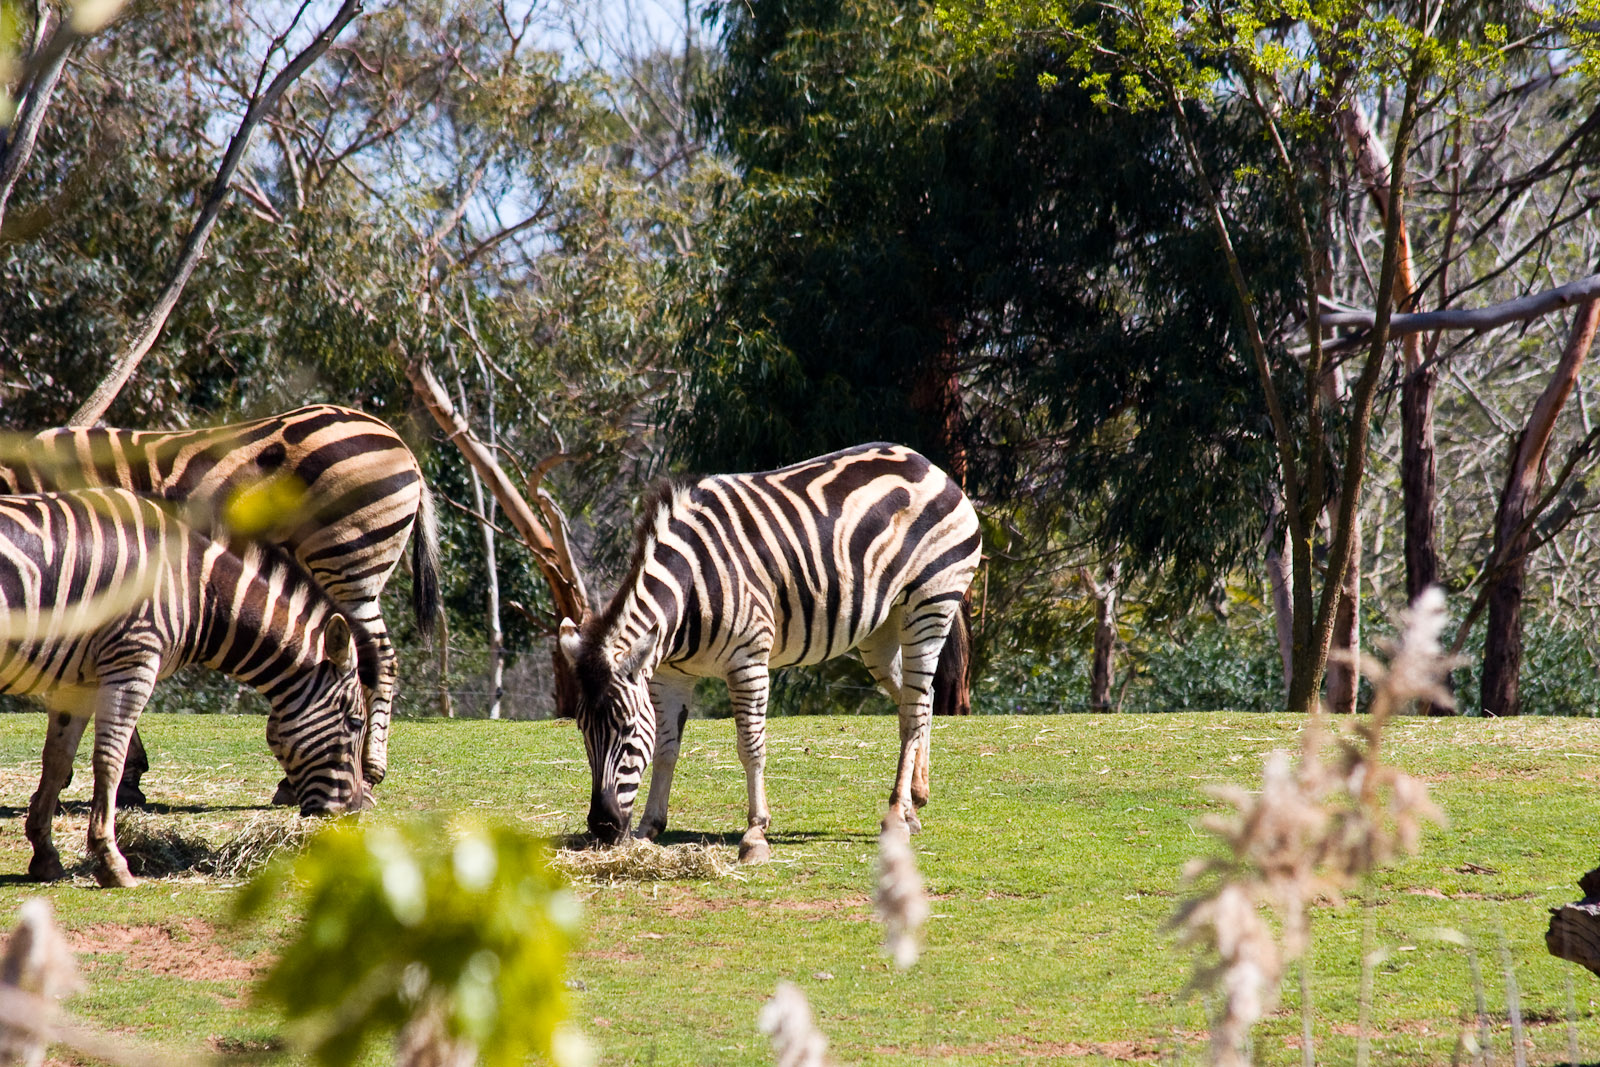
[0,898,82,1067]
[874,824,929,969]
[1174,588,1452,1067]
[758,981,833,1067]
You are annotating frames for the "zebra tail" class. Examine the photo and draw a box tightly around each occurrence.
[412,481,442,637]
[931,596,973,716]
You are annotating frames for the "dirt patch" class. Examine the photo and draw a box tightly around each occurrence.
[70,919,260,983]
[877,1034,1171,1061]
[766,892,870,914]
[1404,887,1537,902]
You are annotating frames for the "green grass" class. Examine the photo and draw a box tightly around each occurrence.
[0,710,1597,1065]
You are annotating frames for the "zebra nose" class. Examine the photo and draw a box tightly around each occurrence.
[588,788,627,845]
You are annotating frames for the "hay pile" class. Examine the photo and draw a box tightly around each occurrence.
[110,810,317,879]
[552,839,738,884]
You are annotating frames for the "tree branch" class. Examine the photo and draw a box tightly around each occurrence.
[67,0,364,428]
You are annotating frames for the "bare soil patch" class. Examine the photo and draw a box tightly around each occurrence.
[69,919,260,983]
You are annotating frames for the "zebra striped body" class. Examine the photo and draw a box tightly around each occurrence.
[0,404,439,789]
[0,488,374,887]
[558,443,982,862]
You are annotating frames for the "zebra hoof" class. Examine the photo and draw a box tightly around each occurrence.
[27,853,65,882]
[116,783,148,809]
[738,833,771,865]
[94,861,138,889]
[635,818,665,842]
[271,779,297,807]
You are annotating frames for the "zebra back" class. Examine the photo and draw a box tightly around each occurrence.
[580,443,982,673]
[0,404,435,632]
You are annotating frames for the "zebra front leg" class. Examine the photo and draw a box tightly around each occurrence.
[86,656,162,888]
[727,660,774,864]
[26,710,91,882]
[359,608,397,787]
[638,673,695,841]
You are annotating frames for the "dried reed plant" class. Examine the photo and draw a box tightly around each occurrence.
[874,822,929,969]
[758,980,834,1067]
[0,898,80,1067]
[1172,587,1455,1067]
[553,839,738,884]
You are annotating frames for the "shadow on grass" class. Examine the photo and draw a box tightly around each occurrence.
[556,827,878,851]
[0,801,275,819]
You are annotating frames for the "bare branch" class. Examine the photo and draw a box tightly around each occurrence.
[67,0,365,428]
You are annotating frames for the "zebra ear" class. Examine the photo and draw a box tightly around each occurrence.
[558,617,584,667]
[324,614,356,672]
[617,624,659,680]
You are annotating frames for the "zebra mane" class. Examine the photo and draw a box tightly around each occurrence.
[222,530,382,689]
[587,477,690,647]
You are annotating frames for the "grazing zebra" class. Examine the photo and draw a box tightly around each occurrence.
[0,404,439,794]
[557,443,982,863]
[1,488,375,887]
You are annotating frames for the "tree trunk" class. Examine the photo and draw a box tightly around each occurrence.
[435,605,454,718]
[1324,503,1361,714]
[1264,513,1294,698]
[0,10,75,235]
[404,355,589,718]
[1088,561,1120,711]
[1481,298,1600,716]
[453,361,505,720]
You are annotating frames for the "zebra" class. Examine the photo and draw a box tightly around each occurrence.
[557,443,982,863]
[0,404,439,797]
[1,487,375,887]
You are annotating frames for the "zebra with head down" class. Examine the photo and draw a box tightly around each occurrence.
[0,487,374,887]
[557,443,982,863]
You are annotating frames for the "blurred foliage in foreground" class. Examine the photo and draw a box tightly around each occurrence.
[236,817,588,1067]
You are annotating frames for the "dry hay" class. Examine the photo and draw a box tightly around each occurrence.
[552,838,738,884]
[107,809,318,879]
[205,812,323,878]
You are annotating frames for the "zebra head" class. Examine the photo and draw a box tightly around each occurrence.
[266,613,372,817]
[559,617,660,845]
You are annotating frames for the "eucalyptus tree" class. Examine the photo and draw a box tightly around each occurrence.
[1,0,718,716]
[676,0,1304,698]
[936,0,1600,714]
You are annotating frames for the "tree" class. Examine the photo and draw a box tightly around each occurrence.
[3,0,718,717]
[678,0,1303,698]
[937,0,1598,713]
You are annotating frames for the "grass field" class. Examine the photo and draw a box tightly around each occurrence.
[0,709,1598,1066]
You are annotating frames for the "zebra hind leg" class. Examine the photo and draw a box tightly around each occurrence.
[859,617,927,819]
[26,710,91,882]
[358,608,397,787]
[884,605,957,836]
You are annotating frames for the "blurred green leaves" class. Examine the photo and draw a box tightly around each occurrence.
[237,817,585,1067]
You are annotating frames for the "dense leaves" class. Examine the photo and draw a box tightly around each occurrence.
[237,817,582,1067]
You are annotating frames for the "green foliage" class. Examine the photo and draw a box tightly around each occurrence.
[678,0,1303,633]
[236,817,583,1067]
